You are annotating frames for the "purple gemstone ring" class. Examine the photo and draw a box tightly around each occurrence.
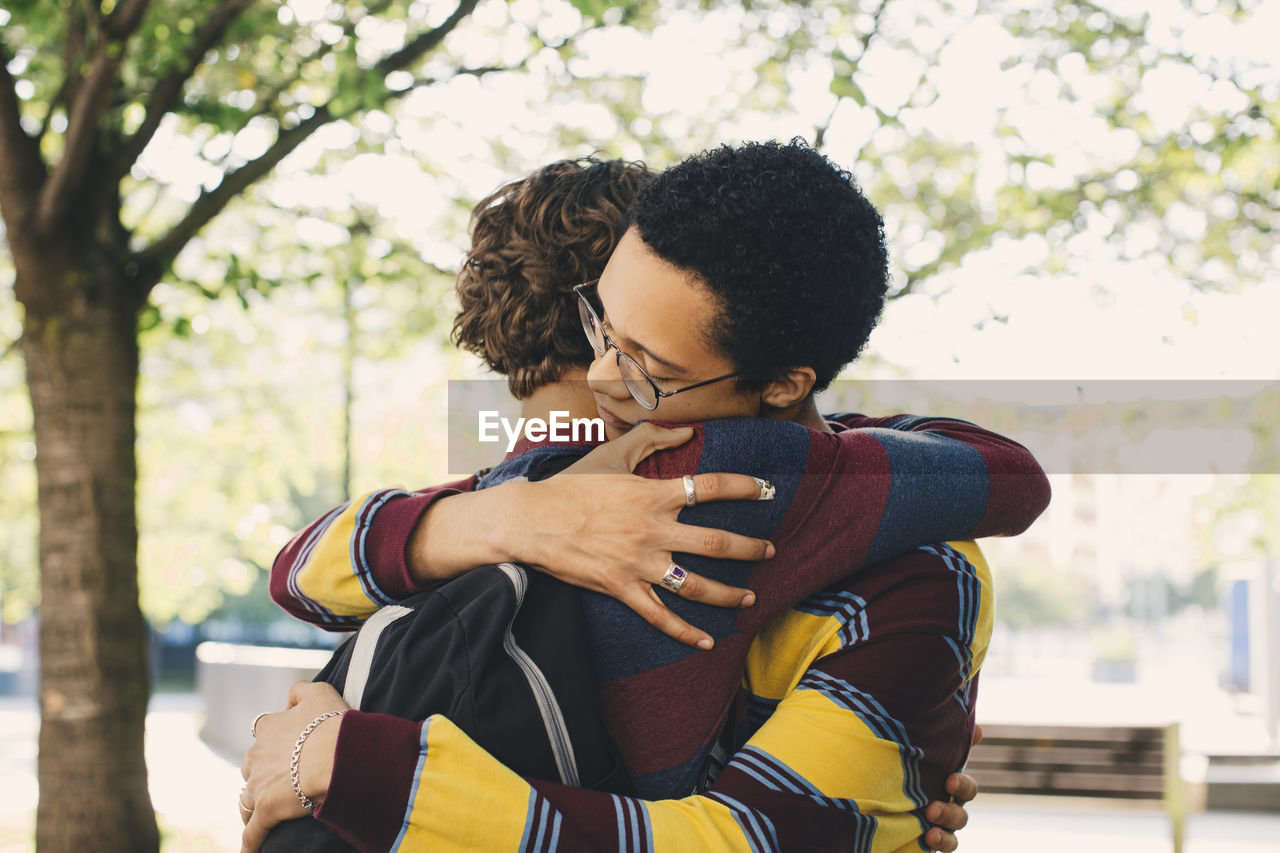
[660,563,688,592]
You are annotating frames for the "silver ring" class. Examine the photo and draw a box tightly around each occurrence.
[239,786,254,816]
[682,475,697,507]
[754,477,776,501]
[251,711,270,738]
[660,562,688,592]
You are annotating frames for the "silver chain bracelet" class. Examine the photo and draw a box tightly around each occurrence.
[291,710,345,812]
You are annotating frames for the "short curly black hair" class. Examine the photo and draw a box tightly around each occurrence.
[453,157,652,398]
[628,139,888,393]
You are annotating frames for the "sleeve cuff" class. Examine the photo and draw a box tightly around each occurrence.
[315,711,425,852]
[364,478,478,600]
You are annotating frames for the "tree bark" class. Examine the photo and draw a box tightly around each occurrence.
[17,246,157,852]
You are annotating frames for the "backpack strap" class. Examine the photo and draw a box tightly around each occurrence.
[342,604,413,709]
[695,689,746,793]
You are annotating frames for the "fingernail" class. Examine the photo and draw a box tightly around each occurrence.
[754,477,776,500]
[740,592,755,607]
[697,637,713,650]
[764,542,776,558]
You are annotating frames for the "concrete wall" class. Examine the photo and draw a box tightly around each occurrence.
[196,641,334,757]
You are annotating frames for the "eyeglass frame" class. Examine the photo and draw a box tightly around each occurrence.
[573,280,741,411]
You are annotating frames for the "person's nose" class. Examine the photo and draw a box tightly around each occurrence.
[586,349,630,401]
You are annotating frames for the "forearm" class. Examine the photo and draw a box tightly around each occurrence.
[830,413,1050,537]
[318,712,774,852]
[317,688,932,853]
[402,480,543,583]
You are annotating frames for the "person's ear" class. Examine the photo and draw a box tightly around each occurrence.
[760,367,816,410]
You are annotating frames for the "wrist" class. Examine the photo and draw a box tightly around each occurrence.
[488,480,541,567]
[410,486,529,581]
[296,711,344,806]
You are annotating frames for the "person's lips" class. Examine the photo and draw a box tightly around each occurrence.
[595,401,632,430]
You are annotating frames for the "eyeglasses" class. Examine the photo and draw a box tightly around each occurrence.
[574,280,740,411]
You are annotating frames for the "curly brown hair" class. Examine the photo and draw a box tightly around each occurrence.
[452,157,652,398]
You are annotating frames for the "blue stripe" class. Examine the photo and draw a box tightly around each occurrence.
[390,719,431,852]
[529,799,550,850]
[861,428,988,566]
[291,502,348,585]
[942,635,968,681]
[612,795,626,849]
[518,789,539,852]
[627,797,643,852]
[612,795,647,852]
[536,798,552,851]
[923,544,981,649]
[546,809,562,852]
[796,591,870,648]
[732,750,806,795]
[708,792,778,852]
[350,489,408,607]
[799,671,928,808]
[732,749,860,813]
[795,590,865,616]
[733,757,800,797]
[639,799,654,853]
[287,502,350,623]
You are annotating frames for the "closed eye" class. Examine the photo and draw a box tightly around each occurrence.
[602,316,681,383]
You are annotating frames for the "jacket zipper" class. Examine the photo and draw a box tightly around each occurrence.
[497,563,580,787]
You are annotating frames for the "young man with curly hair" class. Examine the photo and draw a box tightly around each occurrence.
[454,157,651,401]
[243,145,1049,852]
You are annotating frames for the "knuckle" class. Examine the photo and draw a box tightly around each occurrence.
[700,530,726,554]
[697,474,722,499]
[640,602,665,625]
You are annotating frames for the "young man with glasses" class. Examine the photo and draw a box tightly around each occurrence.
[243,146,1048,851]
[575,280,742,411]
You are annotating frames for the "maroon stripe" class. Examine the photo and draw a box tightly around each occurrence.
[360,479,476,599]
[529,781,619,849]
[316,711,424,852]
[598,633,751,777]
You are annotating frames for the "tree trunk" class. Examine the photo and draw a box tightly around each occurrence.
[19,253,158,852]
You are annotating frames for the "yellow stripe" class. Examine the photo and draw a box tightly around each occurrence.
[747,691,922,853]
[647,797,757,852]
[395,716,534,851]
[292,492,384,619]
[745,610,841,701]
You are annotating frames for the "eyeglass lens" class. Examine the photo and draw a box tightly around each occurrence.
[577,286,660,409]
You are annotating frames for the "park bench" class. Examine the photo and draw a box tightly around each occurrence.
[965,722,1187,852]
